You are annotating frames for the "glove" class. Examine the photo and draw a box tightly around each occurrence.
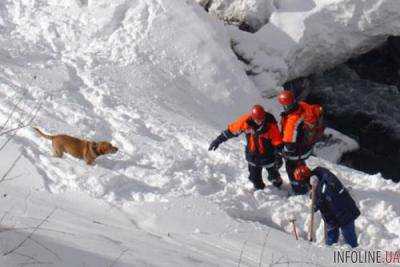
[208,133,228,151]
[279,143,296,158]
[274,144,283,156]
[274,156,283,169]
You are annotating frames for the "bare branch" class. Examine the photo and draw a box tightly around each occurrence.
[3,207,57,256]
[109,248,129,267]
[237,239,248,267]
[28,236,62,261]
[22,189,31,215]
[0,92,27,132]
[0,152,23,184]
[259,230,270,267]
[14,251,52,267]
[0,102,42,137]
[0,205,15,225]
[2,173,24,181]
[0,131,17,152]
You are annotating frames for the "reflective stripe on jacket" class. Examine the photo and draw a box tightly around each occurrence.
[313,167,361,227]
[228,113,282,156]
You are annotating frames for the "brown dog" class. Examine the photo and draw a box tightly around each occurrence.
[33,127,118,165]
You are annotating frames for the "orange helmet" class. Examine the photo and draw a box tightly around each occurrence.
[294,164,311,181]
[251,105,266,121]
[277,90,295,106]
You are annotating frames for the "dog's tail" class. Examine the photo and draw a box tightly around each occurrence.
[33,127,54,140]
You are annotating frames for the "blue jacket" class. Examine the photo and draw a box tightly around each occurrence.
[312,167,360,227]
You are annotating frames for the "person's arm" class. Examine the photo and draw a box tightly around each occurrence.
[269,122,283,147]
[267,122,284,168]
[209,114,249,151]
[208,129,235,151]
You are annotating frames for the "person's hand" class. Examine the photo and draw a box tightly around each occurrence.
[209,134,228,151]
[274,156,283,169]
[209,138,222,151]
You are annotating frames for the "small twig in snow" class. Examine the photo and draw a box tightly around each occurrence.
[14,251,53,266]
[22,189,31,215]
[0,92,26,132]
[28,236,62,261]
[0,102,41,137]
[0,131,17,152]
[237,239,248,267]
[0,205,15,225]
[3,207,57,256]
[259,229,271,267]
[109,248,129,267]
[14,251,52,267]
[0,152,23,184]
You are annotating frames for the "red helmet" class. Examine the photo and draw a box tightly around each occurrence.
[251,105,266,121]
[294,164,311,181]
[278,90,295,106]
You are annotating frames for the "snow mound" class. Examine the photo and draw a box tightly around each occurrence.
[230,0,400,93]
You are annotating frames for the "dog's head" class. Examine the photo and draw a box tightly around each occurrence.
[95,142,119,155]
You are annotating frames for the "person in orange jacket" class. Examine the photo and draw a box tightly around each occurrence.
[277,90,324,195]
[209,105,283,190]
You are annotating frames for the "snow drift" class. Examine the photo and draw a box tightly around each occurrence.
[229,0,400,93]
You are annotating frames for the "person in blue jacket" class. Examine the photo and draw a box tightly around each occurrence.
[294,164,361,247]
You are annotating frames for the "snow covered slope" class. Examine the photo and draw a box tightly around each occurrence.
[0,0,399,266]
[0,140,341,267]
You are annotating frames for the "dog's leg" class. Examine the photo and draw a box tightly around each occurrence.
[85,158,94,165]
[52,148,63,158]
[52,143,64,158]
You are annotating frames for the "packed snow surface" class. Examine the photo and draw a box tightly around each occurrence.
[0,0,399,266]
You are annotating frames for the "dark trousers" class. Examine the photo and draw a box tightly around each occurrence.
[326,220,358,248]
[285,159,309,194]
[248,164,282,190]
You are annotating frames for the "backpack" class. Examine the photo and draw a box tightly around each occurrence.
[298,101,325,145]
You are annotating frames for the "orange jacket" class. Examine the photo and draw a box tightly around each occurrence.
[280,101,322,144]
[228,113,282,156]
[280,105,304,144]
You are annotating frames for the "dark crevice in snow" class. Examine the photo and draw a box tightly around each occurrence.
[198,0,212,12]
[346,36,400,90]
[230,39,257,75]
[291,37,400,182]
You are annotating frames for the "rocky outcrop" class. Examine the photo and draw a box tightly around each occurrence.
[307,65,400,181]
[195,0,275,32]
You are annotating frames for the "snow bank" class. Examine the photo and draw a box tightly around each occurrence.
[314,128,359,163]
[0,0,262,201]
[0,139,337,267]
[231,0,400,93]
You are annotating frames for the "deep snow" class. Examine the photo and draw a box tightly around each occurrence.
[229,0,400,95]
[0,0,399,266]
